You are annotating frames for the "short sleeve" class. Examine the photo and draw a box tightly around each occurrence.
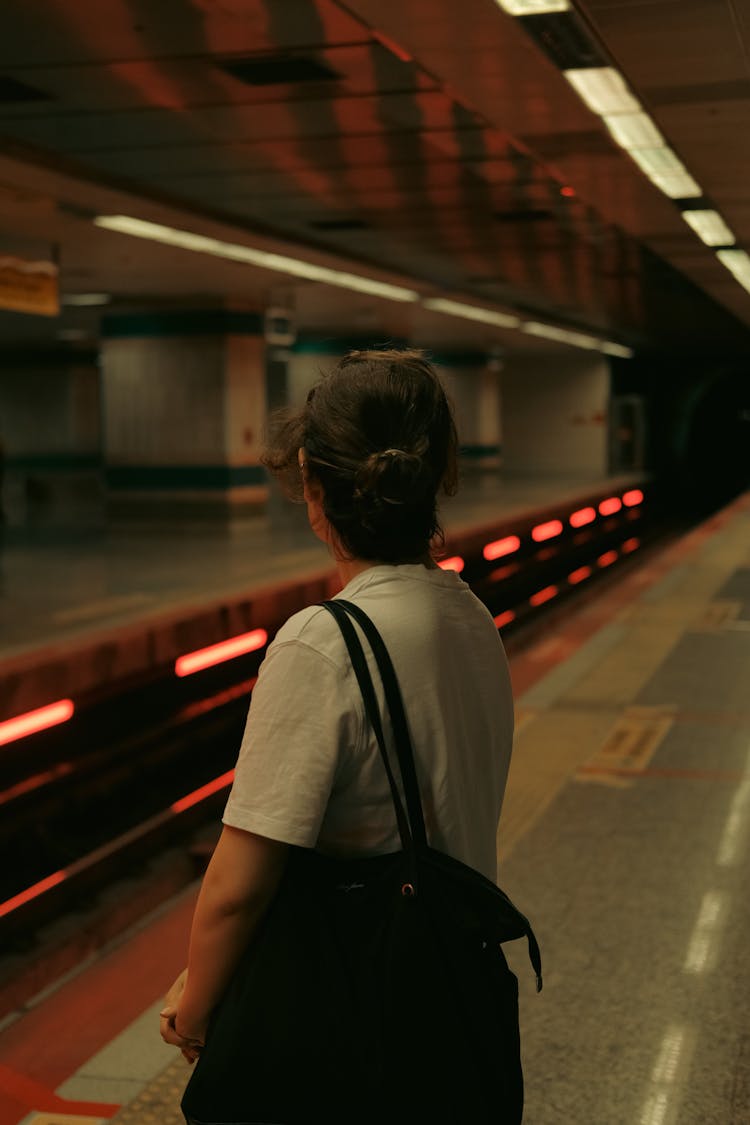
[222,637,362,847]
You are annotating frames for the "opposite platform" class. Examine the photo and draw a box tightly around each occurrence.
[0,471,642,718]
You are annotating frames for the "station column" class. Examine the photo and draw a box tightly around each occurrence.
[100,308,268,513]
[434,352,502,470]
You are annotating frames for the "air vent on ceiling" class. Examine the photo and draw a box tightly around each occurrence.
[520,12,606,71]
[309,218,370,232]
[215,54,340,86]
[0,75,51,103]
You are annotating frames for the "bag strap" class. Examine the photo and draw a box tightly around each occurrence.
[321,601,421,884]
[331,599,428,849]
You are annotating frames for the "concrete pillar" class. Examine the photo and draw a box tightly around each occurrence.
[100,309,268,513]
[0,347,101,525]
[501,352,610,478]
[433,351,501,470]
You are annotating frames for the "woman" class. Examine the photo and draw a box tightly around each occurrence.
[160,348,516,1104]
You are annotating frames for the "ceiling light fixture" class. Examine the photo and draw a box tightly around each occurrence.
[422,297,521,329]
[716,249,750,293]
[602,112,664,151]
[600,341,635,359]
[681,210,735,247]
[496,0,571,14]
[563,67,640,115]
[523,321,601,349]
[627,148,702,198]
[94,215,420,303]
[62,292,111,306]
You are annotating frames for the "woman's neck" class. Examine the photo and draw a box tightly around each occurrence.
[335,553,437,587]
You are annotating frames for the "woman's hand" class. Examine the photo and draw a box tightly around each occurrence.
[160,969,204,1064]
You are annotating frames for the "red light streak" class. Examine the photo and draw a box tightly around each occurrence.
[598,497,622,516]
[493,610,516,629]
[488,562,520,584]
[560,185,576,198]
[530,585,558,607]
[438,556,465,573]
[0,699,74,747]
[570,506,596,528]
[597,550,618,568]
[622,489,644,507]
[622,537,640,553]
[532,520,563,542]
[568,566,592,585]
[0,870,66,919]
[175,630,267,677]
[171,770,235,814]
[483,535,520,561]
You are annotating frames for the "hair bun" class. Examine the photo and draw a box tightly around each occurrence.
[355,448,424,506]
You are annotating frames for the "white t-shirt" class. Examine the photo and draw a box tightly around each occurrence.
[223,563,514,883]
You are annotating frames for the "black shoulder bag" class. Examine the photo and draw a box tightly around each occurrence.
[182,598,542,1125]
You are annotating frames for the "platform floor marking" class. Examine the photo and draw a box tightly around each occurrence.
[576,706,675,784]
[693,600,741,630]
[108,1057,189,1124]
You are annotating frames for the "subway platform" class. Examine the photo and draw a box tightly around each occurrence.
[0,471,643,720]
[2,484,748,1124]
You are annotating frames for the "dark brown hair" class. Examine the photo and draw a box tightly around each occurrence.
[262,349,458,563]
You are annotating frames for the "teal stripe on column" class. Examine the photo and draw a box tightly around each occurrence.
[8,454,102,471]
[102,311,263,338]
[430,351,489,368]
[292,334,409,355]
[106,465,266,489]
[459,444,502,458]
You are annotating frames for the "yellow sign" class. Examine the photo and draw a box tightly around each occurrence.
[0,254,59,315]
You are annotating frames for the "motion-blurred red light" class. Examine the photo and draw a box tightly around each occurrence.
[493,610,516,629]
[570,506,596,528]
[597,550,618,568]
[171,770,235,814]
[531,520,563,542]
[622,489,644,507]
[598,497,622,516]
[439,556,465,572]
[483,535,521,561]
[560,186,576,198]
[175,630,268,677]
[622,537,641,553]
[0,870,66,919]
[0,699,74,747]
[530,585,558,607]
[568,566,592,585]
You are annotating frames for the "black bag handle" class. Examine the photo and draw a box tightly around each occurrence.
[331,599,428,848]
[322,601,417,876]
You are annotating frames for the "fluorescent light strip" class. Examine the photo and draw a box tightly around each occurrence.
[564,68,640,115]
[422,297,520,329]
[600,341,634,358]
[626,150,702,198]
[717,249,750,292]
[496,0,570,13]
[681,210,735,247]
[602,112,664,151]
[94,215,420,303]
[523,321,600,349]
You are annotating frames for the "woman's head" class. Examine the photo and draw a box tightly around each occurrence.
[263,349,458,563]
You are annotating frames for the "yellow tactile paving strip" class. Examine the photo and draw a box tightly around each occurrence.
[108,1056,190,1124]
[498,498,750,860]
